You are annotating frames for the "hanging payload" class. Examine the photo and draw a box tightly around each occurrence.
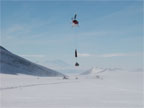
[72,14,79,26]
[75,49,79,66]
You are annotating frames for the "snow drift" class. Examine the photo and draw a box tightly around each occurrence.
[0,46,64,77]
[81,67,122,75]
[80,67,125,79]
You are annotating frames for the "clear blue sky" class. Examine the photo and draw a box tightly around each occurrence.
[1,1,143,72]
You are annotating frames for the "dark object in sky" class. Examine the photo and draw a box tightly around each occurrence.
[75,62,79,66]
[72,14,79,26]
[73,20,79,25]
[75,49,79,66]
[74,14,77,19]
[75,49,78,57]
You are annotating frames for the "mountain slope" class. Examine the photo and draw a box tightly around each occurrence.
[0,46,64,77]
[80,67,122,76]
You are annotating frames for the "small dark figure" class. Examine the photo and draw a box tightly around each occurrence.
[75,77,78,79]
[96,75,100,79]
[63,76,69,79]
[75,62,79,66]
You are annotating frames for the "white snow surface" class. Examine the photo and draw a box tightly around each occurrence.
[0,69,143,108]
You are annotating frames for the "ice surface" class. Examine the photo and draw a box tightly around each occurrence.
[0,70,143,108]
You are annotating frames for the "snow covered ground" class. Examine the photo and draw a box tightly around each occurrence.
[0,70,143,108]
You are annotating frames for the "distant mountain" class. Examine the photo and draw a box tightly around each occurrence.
[81,67,122,76]
[0,46,65,77]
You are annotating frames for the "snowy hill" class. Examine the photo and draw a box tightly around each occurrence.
[81,67,122,75]
[80,67,124,79]
[0,46,64,77]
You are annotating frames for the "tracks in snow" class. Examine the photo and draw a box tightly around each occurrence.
[0,80,78,91]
